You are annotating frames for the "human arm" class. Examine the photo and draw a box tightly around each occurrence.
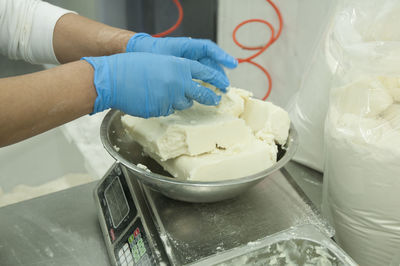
[0,0,134,64]
[53,13,134,63]
[0,52,227,147]
[0,0,237,147]
[0,0,237,70]
[0,61,96,147]
[52,14,238,72]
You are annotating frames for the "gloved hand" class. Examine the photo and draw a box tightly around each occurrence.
[82,52,229,118]
[126,33,237,89]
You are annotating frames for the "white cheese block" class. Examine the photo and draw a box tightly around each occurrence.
[121,102,253,161]
[152,139,277,181]
[199,81,253,117]
[216,87,252,117]
[121,86,291,181]
[241,98,290,145]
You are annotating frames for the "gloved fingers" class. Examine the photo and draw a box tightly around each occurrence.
[189,60,229,89]
[185,39,238,69]
[163,106,175,116]
[173,97,193,111]
[186,80,221,106]
[198,58,228,92]
[146,103,174,118]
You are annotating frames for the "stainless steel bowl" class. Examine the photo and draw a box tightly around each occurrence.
[100,109,298,203]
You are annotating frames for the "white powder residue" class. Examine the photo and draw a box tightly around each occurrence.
[0,173,95,207]
[216,239,343,266]
[216,246,224,251]
[246,241,261,247]
[44,247,54,258]
[136,163,151,173]
[159,233,173,257]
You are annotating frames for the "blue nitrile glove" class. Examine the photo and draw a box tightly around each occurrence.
[126,33,238,91]
[82,52,229,118]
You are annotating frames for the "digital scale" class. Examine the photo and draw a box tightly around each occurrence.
[94,163,168,266]
[93,162,356,266]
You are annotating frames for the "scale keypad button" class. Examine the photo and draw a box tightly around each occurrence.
[118,245,135,266]
[118,257,126,266]
[132,245,140,262]
[118,248,124,258]
[137,238,146,256]
[115,219,153,266]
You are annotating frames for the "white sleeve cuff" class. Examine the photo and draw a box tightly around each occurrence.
[29,2,77,65]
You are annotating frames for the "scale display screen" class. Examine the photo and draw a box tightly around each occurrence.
[105,176,130,228]
[97,164,137,243]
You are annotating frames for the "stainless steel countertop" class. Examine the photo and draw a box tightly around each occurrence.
[0,161,323,266]
[283,161,324,212]
[0,182,111,266]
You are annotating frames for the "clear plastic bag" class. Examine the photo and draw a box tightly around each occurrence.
[322,1,400,265]
[286,1,338,172]
[288,0,400,172]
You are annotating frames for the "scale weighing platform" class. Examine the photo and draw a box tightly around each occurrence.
[93,161,347,266]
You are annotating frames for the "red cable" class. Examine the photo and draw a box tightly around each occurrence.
[152,0,183,37]
[233,0,283,100]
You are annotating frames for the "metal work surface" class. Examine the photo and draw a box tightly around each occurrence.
[0,182,110,266]
[284,161,324,211]
[144,167,331,265]
[0,161,326,266]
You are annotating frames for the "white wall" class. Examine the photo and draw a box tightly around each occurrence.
[218,0,334,107]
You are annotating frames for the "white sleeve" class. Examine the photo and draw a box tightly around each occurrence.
[0,0,76,65]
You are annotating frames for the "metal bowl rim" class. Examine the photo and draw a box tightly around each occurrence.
[100,109,299,187]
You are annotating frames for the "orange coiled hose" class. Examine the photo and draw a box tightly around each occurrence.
[153,0,283,100]
[233,0,283,100]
